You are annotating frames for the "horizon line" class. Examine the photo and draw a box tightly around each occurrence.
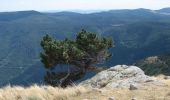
[0,7,170,13]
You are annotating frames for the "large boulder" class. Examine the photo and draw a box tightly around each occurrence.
[80,65,164,88]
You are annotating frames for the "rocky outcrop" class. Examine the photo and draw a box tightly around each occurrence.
[80,65,164,89]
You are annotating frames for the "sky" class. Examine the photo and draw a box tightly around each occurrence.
[1,0,170,12]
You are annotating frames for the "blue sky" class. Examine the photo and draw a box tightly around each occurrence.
[1,0,170,12]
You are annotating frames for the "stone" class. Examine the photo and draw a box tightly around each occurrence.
[108,96,115,100]
[129,84,138,90]
[131,98,137,100]
[80,65,164,89]
[92,88,102,93]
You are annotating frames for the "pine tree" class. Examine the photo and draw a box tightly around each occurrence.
[40,29,114,87]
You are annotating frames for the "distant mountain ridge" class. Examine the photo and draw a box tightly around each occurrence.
[0,8,170,86]
[44,8,170,14]
[0,10,42,21]
[2,7,170,14]
[156,8,170,13]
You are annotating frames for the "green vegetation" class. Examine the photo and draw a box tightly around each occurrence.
[135,54,170,76]
[40,29,113,86]
[0,8,170,85]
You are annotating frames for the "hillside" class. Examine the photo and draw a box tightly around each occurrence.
[0,66,170,100]
[135,54,170,76]
[0,8,170,85]
[0,80,170,100]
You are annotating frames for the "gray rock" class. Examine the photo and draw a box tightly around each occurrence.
[92,88,102,93]
[131,98,137,100]
[108,96,115,100]
[129,84,138,90]
[80,65,164,89]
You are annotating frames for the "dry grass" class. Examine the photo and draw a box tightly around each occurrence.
[71,85,170,100]
[0,85,169,100]
[0,85,87,100]
[0,75,170,100]
[155,74,170,86]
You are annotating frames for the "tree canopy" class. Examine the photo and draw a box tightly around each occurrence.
[40,29,114,87]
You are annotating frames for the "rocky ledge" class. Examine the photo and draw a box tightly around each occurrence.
[80,65,165,89]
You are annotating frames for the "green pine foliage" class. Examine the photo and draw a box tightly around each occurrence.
[40,29,113,86]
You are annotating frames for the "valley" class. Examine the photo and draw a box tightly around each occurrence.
[0,8,170,85]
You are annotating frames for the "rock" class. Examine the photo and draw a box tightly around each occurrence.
[92,88,102,93]
[129,84,138,90]
[164,76,170,80]
[131,98,137,100]
[80,65,164,89]
[108,96,115,100]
